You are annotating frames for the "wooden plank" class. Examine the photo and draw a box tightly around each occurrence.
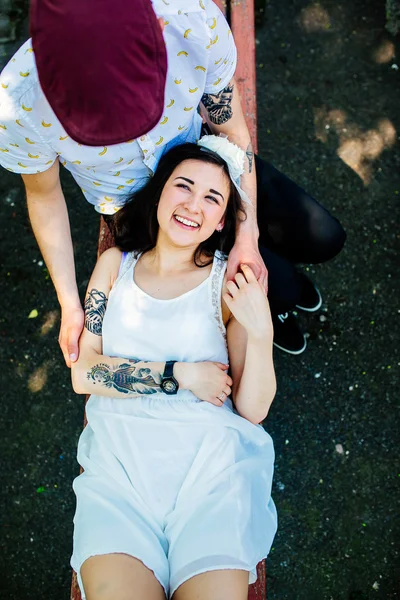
[214,0,227,13]
[230,0,258,152]
[70,570,80,600]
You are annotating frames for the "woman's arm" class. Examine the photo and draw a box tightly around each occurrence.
[71,248,232,402]
[225,265,276,424]
[71,248,167,397]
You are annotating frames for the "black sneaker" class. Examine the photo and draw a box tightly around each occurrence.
[272,312,307,355]
[295,272,322,313]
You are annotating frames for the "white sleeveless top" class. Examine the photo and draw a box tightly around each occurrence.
[101,249,230,405]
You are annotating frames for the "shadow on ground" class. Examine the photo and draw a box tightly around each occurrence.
[0,1,399,599]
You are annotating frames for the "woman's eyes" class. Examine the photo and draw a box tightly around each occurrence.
[176,184,218,204]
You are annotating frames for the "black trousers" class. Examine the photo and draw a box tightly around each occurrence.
[255,155,346,315]
[105,155,346,316]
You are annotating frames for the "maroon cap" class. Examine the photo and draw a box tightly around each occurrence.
[30,0,168,146]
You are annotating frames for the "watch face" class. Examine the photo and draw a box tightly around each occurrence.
[163,379,178,394]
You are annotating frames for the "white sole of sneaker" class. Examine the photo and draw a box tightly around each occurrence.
[273,337,307,355]
[295,286,322,313]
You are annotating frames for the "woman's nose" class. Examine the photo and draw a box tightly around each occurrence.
[183,194,201,213]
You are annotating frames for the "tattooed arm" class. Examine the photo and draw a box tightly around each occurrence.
[72,356,167,397]
[201,78,267,290]
[70,247,168,397]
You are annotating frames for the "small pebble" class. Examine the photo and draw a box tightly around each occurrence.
[319,315,327,322]
[372,581,380,591]
[391,64,399,70]
[38,260,43,267]
[314,372,321,379]
[335,444,344,454]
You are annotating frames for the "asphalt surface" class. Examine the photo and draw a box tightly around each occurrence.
[1,1,399,599]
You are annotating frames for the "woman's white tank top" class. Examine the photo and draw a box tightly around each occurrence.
[102,250,229,404]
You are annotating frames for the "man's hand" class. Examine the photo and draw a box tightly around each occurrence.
[59,305,85,368]
[227,238,268,292]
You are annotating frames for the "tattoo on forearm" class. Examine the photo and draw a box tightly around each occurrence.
[246,142,254,174]
[84,289,108,335]
[201,84,234,125]
[87,359,162,395]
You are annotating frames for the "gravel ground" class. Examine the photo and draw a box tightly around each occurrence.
[0,1,399,599]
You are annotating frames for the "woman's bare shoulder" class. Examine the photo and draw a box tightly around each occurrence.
[95,247,123,287]
[96,247,122,268]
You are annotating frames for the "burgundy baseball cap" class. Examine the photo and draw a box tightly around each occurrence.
[30,0,168,146]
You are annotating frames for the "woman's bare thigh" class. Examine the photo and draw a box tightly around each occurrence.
[80,553,166,600]
[172,569,249,600]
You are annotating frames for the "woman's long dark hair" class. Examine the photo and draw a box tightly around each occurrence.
[114,143,246,266]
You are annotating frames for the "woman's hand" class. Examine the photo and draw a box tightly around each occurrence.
[175,362,232,406]
[223,264,273,341]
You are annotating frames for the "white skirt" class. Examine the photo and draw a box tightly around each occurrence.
[71,395,277,599]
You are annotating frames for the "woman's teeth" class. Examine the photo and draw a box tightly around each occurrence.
[174,215,199,228]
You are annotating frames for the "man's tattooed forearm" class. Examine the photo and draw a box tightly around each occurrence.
[201,84,234,125]
[84,289,107,335]
[246,142,254,174]
[87,360,162,395]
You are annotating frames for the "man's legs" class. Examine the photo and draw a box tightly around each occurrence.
[260,245,308,354]
[255,155,346,263]
[255,155,346,353]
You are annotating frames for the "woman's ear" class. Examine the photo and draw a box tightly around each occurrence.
[216,218,225,232]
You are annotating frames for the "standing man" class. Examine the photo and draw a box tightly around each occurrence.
[0,0,345,362]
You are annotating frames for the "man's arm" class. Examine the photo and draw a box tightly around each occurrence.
[200,78,267,289]
[21,159,84,367]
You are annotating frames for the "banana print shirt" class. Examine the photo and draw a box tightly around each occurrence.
[0,0,236,214]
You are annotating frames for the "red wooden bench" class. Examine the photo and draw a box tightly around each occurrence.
[70,0,265,597]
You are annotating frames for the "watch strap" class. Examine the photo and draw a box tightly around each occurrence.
[163,360,176,379]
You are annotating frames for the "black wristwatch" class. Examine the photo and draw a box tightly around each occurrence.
[160,360,179,395]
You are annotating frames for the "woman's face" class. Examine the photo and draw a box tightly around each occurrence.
[157,159,231,248]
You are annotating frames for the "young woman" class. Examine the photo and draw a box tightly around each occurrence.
[70,138,277,600]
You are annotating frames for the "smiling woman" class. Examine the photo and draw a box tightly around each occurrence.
[114,142,246,267]
[69,137,278,600]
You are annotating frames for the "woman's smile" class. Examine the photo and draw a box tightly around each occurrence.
[173,213,201,230]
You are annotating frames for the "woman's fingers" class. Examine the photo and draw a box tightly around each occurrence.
[226,280,239,297]
[212,397,224,406]
[214,362,229,370]
[234,272,246,288]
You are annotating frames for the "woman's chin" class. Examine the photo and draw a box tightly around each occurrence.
[161,225,210,248]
